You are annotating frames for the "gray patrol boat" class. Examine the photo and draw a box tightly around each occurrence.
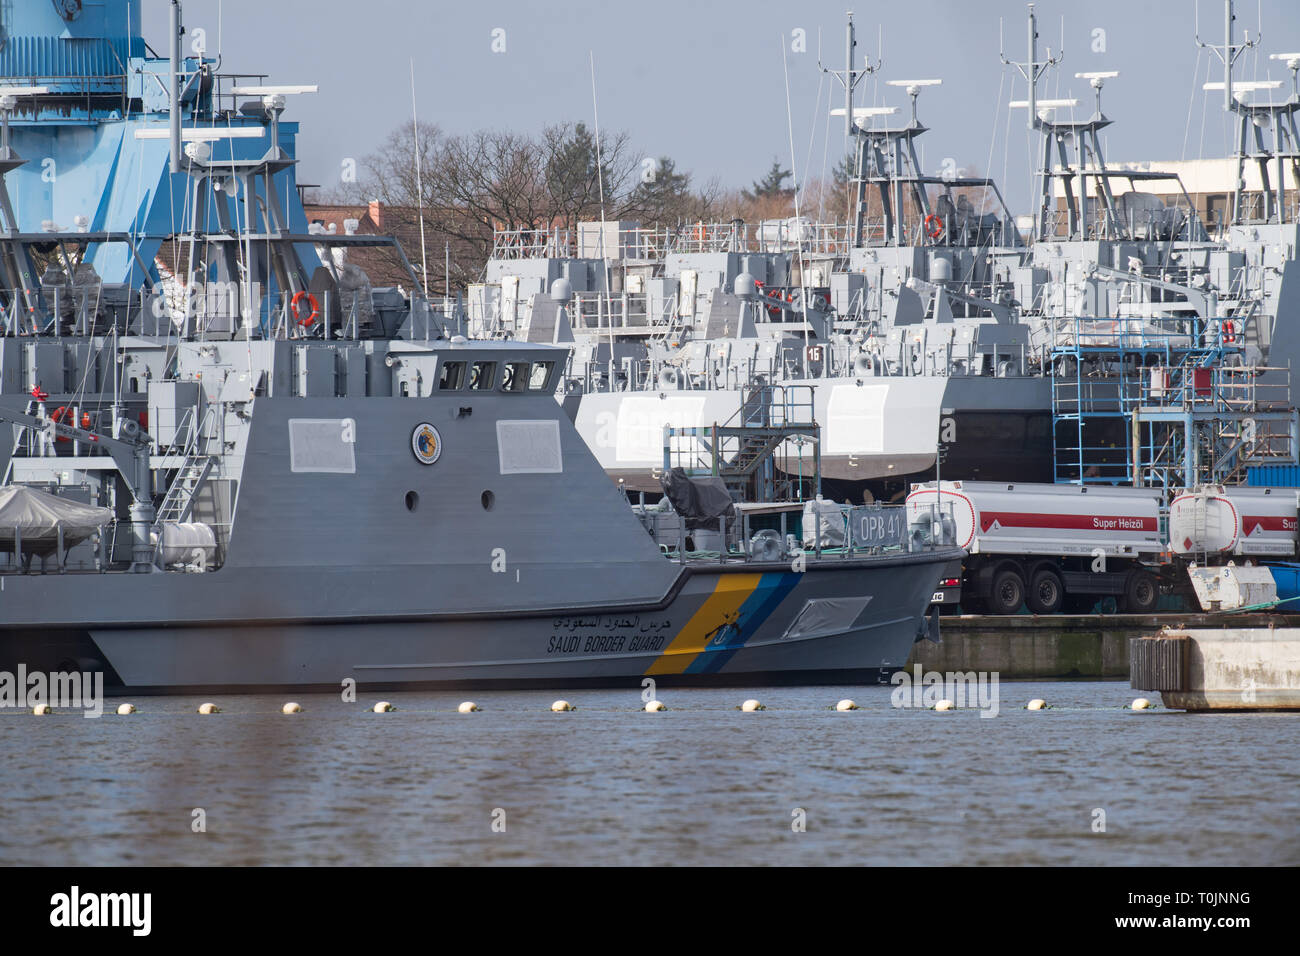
[0,0,959,691]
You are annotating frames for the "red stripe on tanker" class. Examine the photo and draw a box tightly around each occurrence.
[977,512,1157,533]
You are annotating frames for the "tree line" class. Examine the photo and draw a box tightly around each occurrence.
[322,119,858,295]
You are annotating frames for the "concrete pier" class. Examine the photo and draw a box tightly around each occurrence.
[909,613,1300,681]
[1132,626,1300,711]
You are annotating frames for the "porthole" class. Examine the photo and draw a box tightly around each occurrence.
[405,491,420,512]
[481,490,495,511]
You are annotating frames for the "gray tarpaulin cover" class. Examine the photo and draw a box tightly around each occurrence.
[783,596,873,641]
[0,485,111,553]
[659,468,737,530]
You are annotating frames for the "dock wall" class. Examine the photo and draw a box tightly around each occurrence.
[907,613,1300,680]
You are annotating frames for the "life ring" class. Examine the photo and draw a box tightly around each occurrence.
[924,214,944,240]
[291,290,320,327]
[1223,319,1236,344]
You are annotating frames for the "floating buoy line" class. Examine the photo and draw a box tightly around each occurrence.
[6,696,1167,716]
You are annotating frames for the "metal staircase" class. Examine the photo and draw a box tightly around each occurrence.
[663,385,821,501]
[155,454,216,526]
[150,405,218,563]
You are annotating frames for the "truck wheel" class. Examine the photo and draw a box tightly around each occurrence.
[989,568,1025,615]
[1026,569,1064,614]
[1123,571,1159,614]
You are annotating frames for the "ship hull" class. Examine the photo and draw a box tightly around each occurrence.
[0,550,957,692]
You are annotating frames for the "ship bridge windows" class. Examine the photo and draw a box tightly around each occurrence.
[443,356,555,393]
[528,361,555,391]
[469,361,498,390]
[502,362,530,392]
[439,361,467,390]
[499,360,556,393]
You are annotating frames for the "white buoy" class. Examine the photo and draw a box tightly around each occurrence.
[550,699,574,712]
[835,698,859,711]
[645,700,666,712]
[740,698,764,712]
[1131,697,1152,710]
[372,701,394,713]
[282,702,302,714]
[933,699,955,711]
[32,704,50,715]
[116,703,136,715]
[457,701,480,713]
[1027,698,1047,710]
[197,702,220,715]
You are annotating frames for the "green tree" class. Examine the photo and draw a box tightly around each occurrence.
[744,158,793,201]
[832,151,857,189]
[631,156,693,223]
[544,122,615,229]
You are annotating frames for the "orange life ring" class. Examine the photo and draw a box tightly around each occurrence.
[924,214,944,240]
[291,290,320,327]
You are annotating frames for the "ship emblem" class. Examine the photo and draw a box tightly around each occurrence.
[411,423,442,465]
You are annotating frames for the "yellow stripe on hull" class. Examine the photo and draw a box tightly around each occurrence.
[645,574,763,675]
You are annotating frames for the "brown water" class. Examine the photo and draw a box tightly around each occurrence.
[2,681,1296,866]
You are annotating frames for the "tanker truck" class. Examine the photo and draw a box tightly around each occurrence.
[1168,485,1300,559]
[906,481,1167,614]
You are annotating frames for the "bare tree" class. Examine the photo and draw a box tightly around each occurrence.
[320,119,763,289]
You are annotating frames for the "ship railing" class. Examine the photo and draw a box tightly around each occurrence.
[209,73,271,115]
[666,220,853,256]
[669,222,748,254]
[3,285,108,337]
[0,483,111,574]
[1216,194,1300,230]
[1,73,131,121]
[573,357,656,393]
[1040,315,1200,353]
[595,226,675,260]
[634,501,946,565]
[569,291,668,333]
[1035,203,1206,243]
[0,528,105,574]
[157,285,377,341]
[490,227,576,259]
[776,222,853,256]
[854,221,890,246]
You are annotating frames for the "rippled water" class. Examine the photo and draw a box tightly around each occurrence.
[1,681,1296,866]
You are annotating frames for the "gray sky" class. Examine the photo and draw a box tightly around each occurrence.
[150,0,1300,215]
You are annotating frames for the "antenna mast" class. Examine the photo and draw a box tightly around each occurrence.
[820,12,880,138]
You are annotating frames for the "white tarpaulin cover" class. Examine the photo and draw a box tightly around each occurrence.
[0,485,111,553]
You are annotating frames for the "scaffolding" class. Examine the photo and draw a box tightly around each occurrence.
[1050,315,1298,490]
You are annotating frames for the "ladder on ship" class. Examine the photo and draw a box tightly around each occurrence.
[663,384,820,502]
[150,405,219,561]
